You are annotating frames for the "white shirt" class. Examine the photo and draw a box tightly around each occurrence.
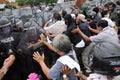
[87,73,120,80]
[57,0,64,3]
[102,17,115,28]
[87,73,107,80]
[90,26,119,44]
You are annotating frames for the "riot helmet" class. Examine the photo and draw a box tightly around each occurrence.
[0,18,11,34]
[23,22,32,31]
[88,42,120,76]
[15,18,23,30]
[23,22,38,43]
[20,13,33,24]
[7,15,15,23]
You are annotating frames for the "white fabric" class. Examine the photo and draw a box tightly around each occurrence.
[8,0,16,2]
[87,73,120,80]
[75,39,85,48]
[57,0,65,3]
[57,55,80,71]
[113,75,120,80]
[44,21,67,35]
[102,17,115,28]
[87,73,107,80]
[0,4,6,9]
[71,14,76,19]
[1,36,14,43]
[68,50,79,63]
[46,36,52,44]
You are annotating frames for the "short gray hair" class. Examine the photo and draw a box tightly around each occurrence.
[52,34,72,53]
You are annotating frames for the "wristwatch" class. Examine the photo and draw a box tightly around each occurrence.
[63,74,67,78]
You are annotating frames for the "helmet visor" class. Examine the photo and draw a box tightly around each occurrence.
[1,25,11,34]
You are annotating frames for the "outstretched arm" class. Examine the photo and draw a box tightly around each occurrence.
[33,51,51,79]
[28,34,57,53]
[88,26,99,34]
[44,21,50,28]
[0,54,15,79]
[72,27,91,41]
[75,72,87,80]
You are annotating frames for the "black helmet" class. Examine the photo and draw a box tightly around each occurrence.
[88,42,120,76]
[23,22,32,31]
[20,13,33,23]
[7,15,15,22]
[0,18,11,34]
[0,18,11,28]
[15,19,23,28]
[87,11,96,20]
[21,13,33,19]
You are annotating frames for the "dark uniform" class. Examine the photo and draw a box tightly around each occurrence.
[0,18,27,80]
[0,15,59,80]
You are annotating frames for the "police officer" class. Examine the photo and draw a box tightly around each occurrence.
[0,17,26,80]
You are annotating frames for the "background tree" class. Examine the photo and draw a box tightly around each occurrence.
[16,0,58,6]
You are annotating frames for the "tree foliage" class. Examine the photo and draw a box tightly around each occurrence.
[16,0,58,6]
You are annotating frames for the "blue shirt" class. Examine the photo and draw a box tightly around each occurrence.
[48,61,79,80]
[48,50,79,80]
[79,22,91,46]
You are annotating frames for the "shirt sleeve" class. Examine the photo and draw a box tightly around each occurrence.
[48,61,63,79]
[90,33,104,42]
[108,19,115,28]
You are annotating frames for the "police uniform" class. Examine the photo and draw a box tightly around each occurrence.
[0,18,27,80]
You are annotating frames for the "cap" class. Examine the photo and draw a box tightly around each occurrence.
[77,14,87,22]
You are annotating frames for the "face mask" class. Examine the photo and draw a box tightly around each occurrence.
[2,26,11,34]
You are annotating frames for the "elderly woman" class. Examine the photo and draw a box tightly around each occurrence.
[33,34,80,80]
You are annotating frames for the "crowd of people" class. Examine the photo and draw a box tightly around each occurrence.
[0,0,120,80]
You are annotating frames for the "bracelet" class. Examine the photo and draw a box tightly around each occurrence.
[63,74,67,78]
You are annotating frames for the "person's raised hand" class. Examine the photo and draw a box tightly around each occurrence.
[39,34,46,44]
[33,51,44,64]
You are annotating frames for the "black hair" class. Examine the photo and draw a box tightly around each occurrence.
[108,2,116,8]
[97,20,108,28]
[116,1,120,5]
[64,14,75,25]
[101,10,108,17]
[93,7,99,14]
[53,13,61,20]
[61,10,67,18]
